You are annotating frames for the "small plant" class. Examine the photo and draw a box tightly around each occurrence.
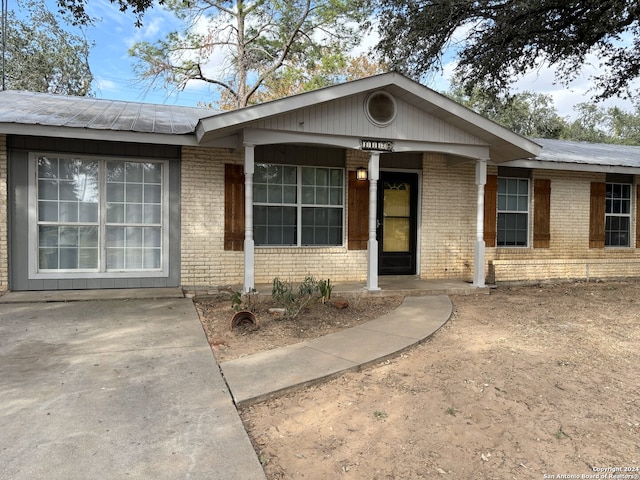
[554,427,570,439]
[271,276,319,320]
[373,410,388,420]
[318,278,333,304]
[231,287,257,312]
[446,407,457,416]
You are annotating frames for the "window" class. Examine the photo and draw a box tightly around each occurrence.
[497,177,529,247]
[253,164,344,246]
[605,183,631,247]
[34,154,167,275]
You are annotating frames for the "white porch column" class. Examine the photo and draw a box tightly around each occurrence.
[366,152,381,291]
[473,158,488,287]
[243,144,255,293]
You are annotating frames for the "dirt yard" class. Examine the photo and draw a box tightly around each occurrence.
[199,280,640,480]
[195,292,404,362]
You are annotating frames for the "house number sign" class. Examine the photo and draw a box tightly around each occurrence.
[360,139,394,152]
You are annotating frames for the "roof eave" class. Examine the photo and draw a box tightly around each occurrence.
[0,123,199,146]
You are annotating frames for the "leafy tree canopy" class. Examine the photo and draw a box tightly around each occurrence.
[3,0,93,95]
[447,81,567,138]
[376,0,640,101]
[55,0,156,26]
[130,0,373,109]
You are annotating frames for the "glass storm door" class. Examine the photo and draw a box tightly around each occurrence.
[377,171,418,275]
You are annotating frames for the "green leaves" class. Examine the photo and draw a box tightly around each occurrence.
[129,0,374,108]
[4,0,93,95]
[376,0,640,101]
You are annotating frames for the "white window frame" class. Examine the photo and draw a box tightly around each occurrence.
[28,152,170,279]
[497,176,530,248]
[605,182,632,248]
[253,163,345,247]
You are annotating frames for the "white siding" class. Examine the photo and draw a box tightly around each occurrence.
[249,93,484,145]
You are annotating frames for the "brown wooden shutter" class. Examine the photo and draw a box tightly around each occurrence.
[589,182,606,248]
[224,164,245,251]
[484,175,498,247]
[636,185,640,248]
[533,178,551,248]
[347,171,369,250]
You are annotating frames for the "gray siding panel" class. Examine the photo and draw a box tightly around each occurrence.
[8,135,182,291]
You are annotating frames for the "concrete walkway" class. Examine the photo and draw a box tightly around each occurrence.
[0,291,267,480]
[221,294,453,407]
[0,284,457,479]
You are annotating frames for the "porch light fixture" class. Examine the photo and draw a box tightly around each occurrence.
[356,167,368,181]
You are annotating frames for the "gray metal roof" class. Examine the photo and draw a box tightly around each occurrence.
[532,138,640,168]
[0,90,217,135]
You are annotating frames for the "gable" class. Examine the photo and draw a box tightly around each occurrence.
[246,92,485,146]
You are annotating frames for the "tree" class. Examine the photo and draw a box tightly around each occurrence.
[376,0,640,101]
[606,106,640,145]
[55,0,155,26]
[3,0,93,95]
[129,0,372,109]
[565,103,609,143]
[243,53,387,108]
[565,103,640,145]
[447,81,567,138]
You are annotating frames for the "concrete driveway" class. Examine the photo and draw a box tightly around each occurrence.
[0,291,266,480]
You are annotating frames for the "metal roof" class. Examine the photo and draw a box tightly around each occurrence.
[2,88,640,173]
[0,90,217,135]
[532,138,640,168]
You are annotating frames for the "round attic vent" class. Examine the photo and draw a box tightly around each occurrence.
[365,91,397,126]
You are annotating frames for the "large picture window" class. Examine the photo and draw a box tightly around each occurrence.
[253,164,344,246]
[34,154,167,274]
[605,183,631,247]
[497,177,529,247]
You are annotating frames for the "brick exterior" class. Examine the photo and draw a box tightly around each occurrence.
[489,170,640,283]
[180,146,640,288]
[420,153,477,281]
[180,147,369,289]
[0,135,7,292]
[180,146,244,287]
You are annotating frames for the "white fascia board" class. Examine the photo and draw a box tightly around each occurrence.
[242,128,362,149]
[501,158,640,175]
[391,80,542,158]
[0,123,199,146]
[394,141,490,159]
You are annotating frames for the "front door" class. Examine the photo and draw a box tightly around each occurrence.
[377,171,419,275]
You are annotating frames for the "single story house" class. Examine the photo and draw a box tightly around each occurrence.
[0,72,639,293]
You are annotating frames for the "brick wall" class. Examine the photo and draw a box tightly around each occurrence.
[489,169,640,283]
[180,146,640,288]
[420,153,477,281]
[180,146,245,287]
[0,135,7,292]
[180,147,369,289]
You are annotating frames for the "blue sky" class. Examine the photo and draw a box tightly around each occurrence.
[84,0,217,106]
[10,0,640,118]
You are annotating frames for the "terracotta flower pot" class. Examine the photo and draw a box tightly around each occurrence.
[230,310,258,329]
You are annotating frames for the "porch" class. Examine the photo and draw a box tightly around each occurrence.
[0,278,484,303]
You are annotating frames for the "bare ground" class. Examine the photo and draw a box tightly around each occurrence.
[201,280,640,480]
[195,293,404,362]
